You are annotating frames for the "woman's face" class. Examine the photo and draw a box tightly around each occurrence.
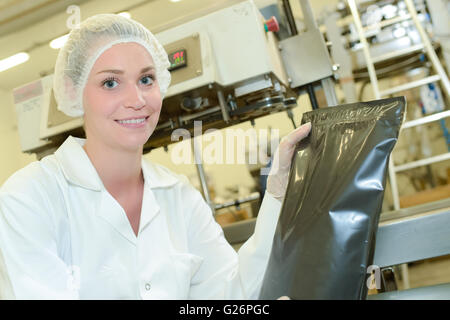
[83,42,162,152]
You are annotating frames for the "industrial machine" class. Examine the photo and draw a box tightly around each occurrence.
[13,0,337,211]
[148,0,294,150]
[13,0,336,158]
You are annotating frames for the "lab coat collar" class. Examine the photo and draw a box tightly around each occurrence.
[141,157,179,189]
[54,136,103,191]
[97,181,161,245]
[54,136,179,191]
[54,136,180,245]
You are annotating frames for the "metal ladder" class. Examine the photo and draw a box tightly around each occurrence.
[347,0,450,290]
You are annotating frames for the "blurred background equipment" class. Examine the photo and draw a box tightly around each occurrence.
[347,0,450,213]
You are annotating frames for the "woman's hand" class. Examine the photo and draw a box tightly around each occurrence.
[266,122,312,202]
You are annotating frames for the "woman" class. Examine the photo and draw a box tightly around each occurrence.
[0,14,311,299]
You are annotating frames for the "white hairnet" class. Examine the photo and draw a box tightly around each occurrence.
[53,13,171,117]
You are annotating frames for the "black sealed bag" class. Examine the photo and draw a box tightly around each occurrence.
[259,97,405,300]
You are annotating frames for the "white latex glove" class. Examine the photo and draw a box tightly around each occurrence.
[266,122,312,202]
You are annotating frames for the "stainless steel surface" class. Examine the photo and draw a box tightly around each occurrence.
[374,206,450,268]
[234,76,273,98]
[380,198,450,222]
[279,28,333,88]
[191,137,213,211]
[320,77,338,106]
[217,89,229,123]
[324,11,357,103]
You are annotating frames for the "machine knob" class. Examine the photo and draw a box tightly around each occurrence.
[181,96,202,111]
[264,16,279,33]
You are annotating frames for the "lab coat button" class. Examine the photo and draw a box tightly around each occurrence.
[145,283,151,291]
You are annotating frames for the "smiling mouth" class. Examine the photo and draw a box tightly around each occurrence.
[115,116,150,127]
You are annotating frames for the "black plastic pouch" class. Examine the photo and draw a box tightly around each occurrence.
[259,97,405,300]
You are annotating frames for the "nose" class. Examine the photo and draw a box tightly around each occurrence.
[124,83,145,109]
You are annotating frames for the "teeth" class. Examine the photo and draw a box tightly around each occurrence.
[117,118,146,124]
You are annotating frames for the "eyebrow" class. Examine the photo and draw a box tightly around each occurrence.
[96,66,155,75]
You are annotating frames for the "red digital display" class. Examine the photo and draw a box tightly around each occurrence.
[168,49,187,71]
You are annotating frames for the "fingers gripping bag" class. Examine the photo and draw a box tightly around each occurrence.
[259,97,405,300]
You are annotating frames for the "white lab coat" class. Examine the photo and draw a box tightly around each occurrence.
[0,136,282,299]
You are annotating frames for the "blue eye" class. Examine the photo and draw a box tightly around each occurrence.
[140,75,154,86]
[103,77,118,89]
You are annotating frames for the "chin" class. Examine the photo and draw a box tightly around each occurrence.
[118,131,152,152]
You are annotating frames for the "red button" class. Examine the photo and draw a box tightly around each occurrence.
[264,16,279,32]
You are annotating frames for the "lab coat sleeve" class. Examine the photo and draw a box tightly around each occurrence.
[185,184,282,299]
[0,189,79,299]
